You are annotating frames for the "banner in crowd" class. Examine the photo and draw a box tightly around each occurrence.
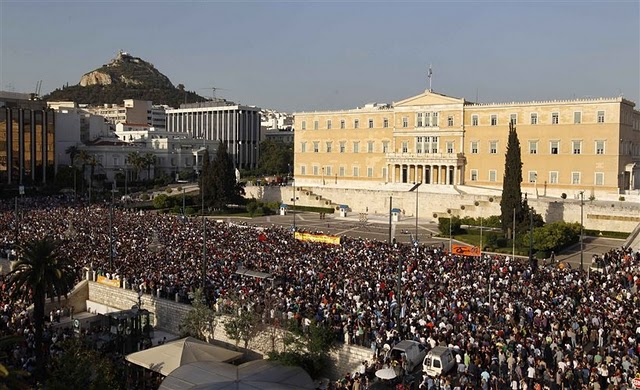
[452,244,480,256]
[294,232,341,245]
[97,275,121,288]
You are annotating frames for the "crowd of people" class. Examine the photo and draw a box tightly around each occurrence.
[0,196,639,389]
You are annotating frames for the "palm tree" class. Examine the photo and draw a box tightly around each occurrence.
[142,153,157,181]
[86,155,102,202]
[65,145,78,167]
[76,149,90,195]
[5,238,76,382]
[126,151,143,182]
[65,146,79,198]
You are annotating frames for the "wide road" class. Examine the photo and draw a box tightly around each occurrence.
[213,211,626,270]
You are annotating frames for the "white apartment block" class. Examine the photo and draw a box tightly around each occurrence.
[85,99,167,129]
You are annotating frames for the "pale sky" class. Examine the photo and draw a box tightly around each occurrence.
[1,1,638,112]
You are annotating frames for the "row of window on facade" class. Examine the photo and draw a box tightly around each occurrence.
[474,111,606,126]
[299,165,382,179]
[300,139,614,155]
[298,164,607,186]
[299,110,608,130]
[470,169,607,186]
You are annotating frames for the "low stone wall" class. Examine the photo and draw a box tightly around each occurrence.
[84,280,370,379]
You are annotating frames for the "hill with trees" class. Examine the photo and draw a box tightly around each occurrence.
[42,51,207,107]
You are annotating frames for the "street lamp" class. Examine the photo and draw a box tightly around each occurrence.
[291,183,299,234]
[579,191,584,271]
[394,240,402,323]
[409,182,421,254]
[447,209,452,253]
[109,181,116,272]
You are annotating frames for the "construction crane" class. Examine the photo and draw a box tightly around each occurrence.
[199,86,229,101]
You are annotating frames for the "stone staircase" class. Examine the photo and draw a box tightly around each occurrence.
[295,187,341,210]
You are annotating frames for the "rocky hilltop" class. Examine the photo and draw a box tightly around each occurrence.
[44,51,206,107]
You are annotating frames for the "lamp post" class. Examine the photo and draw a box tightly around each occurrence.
[512,207,516,258]
[291,182,298,235]
[395,241,402,324]
[409,182,421,254]
[448,209,452,253]
[526,194,534,268]
[579,191,584,271]
[109,182,115,272]
[201,170,206,289]
[182,186,186,217]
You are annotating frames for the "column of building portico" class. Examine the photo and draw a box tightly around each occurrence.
[453,166,458,185]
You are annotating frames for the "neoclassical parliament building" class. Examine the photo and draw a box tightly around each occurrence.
[294,90,640,197]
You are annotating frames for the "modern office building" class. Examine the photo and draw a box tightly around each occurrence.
[0,92,56,186]
[166,101,261,170]
[294,90,640,197]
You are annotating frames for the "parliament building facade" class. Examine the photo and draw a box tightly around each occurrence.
[294,90,640,197]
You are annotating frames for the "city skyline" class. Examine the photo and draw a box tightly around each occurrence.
[1,1,638,112]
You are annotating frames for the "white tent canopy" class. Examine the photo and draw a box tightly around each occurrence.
[159,360,315,390]
[125,337,243,376]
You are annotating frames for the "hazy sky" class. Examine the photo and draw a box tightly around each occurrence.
[1,1,638,112]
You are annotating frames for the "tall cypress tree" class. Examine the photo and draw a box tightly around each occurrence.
[210,141,242,210]
[500,122,523,237]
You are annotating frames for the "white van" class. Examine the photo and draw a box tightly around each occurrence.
[422,346,456,377]
[386,340,427,372]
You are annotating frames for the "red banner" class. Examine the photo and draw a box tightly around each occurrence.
[452,244,480,256]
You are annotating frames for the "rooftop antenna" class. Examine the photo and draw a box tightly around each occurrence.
[199,86,229,101]
[427,64,433,92]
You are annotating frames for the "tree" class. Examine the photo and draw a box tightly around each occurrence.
[65,145,78,167]
[46,338,123,390]
[179,288,217,341]
[267,320,337,379]
[500,122,524,237]
[204,142,244,210]
[5,238,76,382]
[258,139,293,175]
[76,149,90,195]
[0,335,30,390]
[142,153,157,181]
[223,306,262,351]
[126,151,143,182]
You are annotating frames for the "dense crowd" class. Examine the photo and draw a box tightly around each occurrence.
[0,196,639,389]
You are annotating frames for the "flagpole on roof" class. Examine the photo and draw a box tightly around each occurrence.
[428,64,433,92]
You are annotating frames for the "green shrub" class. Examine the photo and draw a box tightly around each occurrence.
[619,196,625,201]
[176,186,182,192]
[561,193,567,199]
[166,188,173,194]
[153,194,175,209]
[246,201,259,216]
[140,193,149,201]
[185,206,195,215]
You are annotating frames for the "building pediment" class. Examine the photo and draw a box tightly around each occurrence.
[394,90,465,107]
